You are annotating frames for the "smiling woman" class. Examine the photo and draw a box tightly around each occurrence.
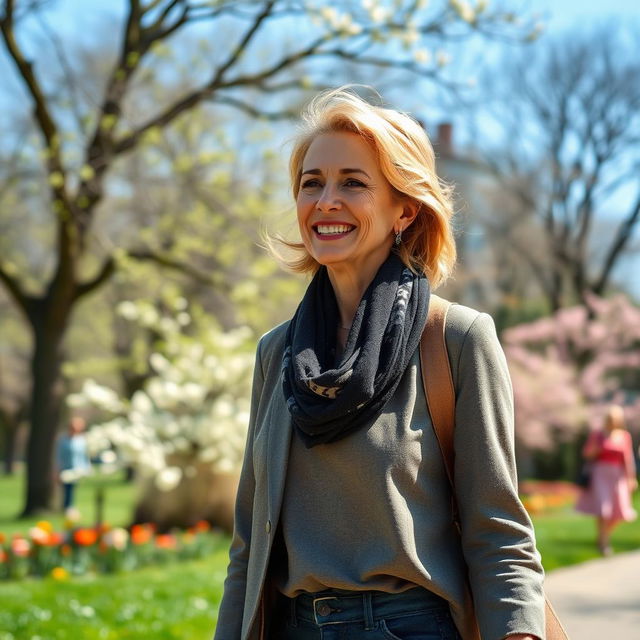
[215,87,546,640]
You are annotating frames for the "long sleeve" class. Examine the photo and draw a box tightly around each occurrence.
[623,431,637,479]
[452,312,545,640]
[214,339,265,640]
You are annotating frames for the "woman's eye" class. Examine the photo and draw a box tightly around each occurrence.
[301,179,321,189]
[344,179,366,188]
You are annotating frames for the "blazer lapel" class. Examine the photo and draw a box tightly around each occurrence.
[266,381,293,525]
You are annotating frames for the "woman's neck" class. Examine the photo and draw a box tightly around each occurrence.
[327,265,375,329]
[325,249,392,327]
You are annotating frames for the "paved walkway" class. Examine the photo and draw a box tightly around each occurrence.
[544,549,640,638]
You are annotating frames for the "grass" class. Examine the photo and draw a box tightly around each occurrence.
[0,467,138,536]
[0,469,228,639]
[0,548,228,639]
[532,491,640,571]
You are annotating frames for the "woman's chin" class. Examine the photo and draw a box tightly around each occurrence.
[310,249,353,268]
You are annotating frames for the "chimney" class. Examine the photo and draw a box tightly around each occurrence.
[436,122,453,156]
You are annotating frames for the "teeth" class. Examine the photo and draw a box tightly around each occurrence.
[316,224,353,235]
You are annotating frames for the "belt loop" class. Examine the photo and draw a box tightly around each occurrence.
[289,596,298,628]
[363,592,374,630]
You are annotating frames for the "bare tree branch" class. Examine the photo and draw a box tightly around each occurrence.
[208,95,297,120]
[211,0,275,84]
[128,249,231,290]
[0,264,35,317]
[594,191,640,294]
[112,31,332,155]
[0,0,66,185]
[33,13,89,134]
[74,257,117,301]
[475,26,640,308]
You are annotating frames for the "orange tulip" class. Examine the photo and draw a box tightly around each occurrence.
[155,534,177,550]
[130,524,152,545]
[194,520,210,532]
[49,532,64,546]
[73,528,98,546]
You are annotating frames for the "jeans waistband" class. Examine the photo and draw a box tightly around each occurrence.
[278,587,448,629]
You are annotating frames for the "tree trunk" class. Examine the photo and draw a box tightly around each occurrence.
[2,420,18,476]
[21,321,66,516]
[132,462,239,534]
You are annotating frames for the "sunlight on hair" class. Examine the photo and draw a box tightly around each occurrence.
[269,86,456,289]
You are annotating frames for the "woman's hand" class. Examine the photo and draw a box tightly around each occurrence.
[629,477,638,492]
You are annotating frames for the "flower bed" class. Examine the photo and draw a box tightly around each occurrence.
[519,480,580,516]
[0,519,220,581]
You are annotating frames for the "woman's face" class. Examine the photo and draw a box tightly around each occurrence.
[296,131,406,278]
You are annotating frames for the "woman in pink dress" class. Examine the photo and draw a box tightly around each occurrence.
[576,405,638,555]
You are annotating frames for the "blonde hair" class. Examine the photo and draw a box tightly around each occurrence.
[605,405,626,431]
[274,87,456,288]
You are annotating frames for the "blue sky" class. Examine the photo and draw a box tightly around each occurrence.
[531,0,637,27]
[30,0,640,38]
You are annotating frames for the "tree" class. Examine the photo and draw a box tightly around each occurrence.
[474,25,640,311]
[68,296,254,532]
[502,294,640,477]
[0,0,539,514]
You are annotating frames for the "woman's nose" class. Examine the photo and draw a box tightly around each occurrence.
[316,184,341,211]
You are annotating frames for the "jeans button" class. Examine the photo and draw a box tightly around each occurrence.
[316,602,332,616]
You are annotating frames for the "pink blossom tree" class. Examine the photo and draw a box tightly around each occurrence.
[502,294,640,475]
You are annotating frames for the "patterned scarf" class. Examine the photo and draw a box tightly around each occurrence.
[282,252,430,447]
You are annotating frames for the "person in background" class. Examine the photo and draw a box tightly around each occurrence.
[215,87,545,640]
[56,416,91,511]
[576,404,637,555]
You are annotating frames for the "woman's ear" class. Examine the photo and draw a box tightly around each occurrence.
[398,199,420,232]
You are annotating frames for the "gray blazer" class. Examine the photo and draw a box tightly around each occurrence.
[214,304,545,640]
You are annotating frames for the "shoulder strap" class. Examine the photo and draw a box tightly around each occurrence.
[420,298,570,640]
[420,294,456,490]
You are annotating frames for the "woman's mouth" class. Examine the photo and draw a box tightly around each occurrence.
[313,223,355,239]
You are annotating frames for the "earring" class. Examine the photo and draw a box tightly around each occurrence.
[394,229,403,246]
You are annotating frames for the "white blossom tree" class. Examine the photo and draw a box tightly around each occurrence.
[68,297,254,530]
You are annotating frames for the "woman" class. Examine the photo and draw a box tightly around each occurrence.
[576,405,637,555]
[215,88,545,640]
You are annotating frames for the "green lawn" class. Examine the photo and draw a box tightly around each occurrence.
[0,549,227,639]
[532,491,640,571]
[0,470,227,638]
[0,467,135,536]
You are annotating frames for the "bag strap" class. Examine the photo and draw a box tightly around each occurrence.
[419,294,456,489]
[419,297,569,640]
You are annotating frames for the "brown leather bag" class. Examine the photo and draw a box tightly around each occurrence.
[420,295,570,640]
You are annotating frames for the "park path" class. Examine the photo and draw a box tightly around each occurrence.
[544,548,640,638]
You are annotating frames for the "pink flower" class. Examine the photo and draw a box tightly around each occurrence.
[11,537,31,557]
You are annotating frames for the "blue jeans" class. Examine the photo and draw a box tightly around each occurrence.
[270,587,462,639]
[62,482,75,510]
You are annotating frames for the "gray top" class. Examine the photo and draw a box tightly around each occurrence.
[214,303,546,640]
[276,347,454,596]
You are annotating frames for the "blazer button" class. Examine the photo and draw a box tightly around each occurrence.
[265,520,272,534]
